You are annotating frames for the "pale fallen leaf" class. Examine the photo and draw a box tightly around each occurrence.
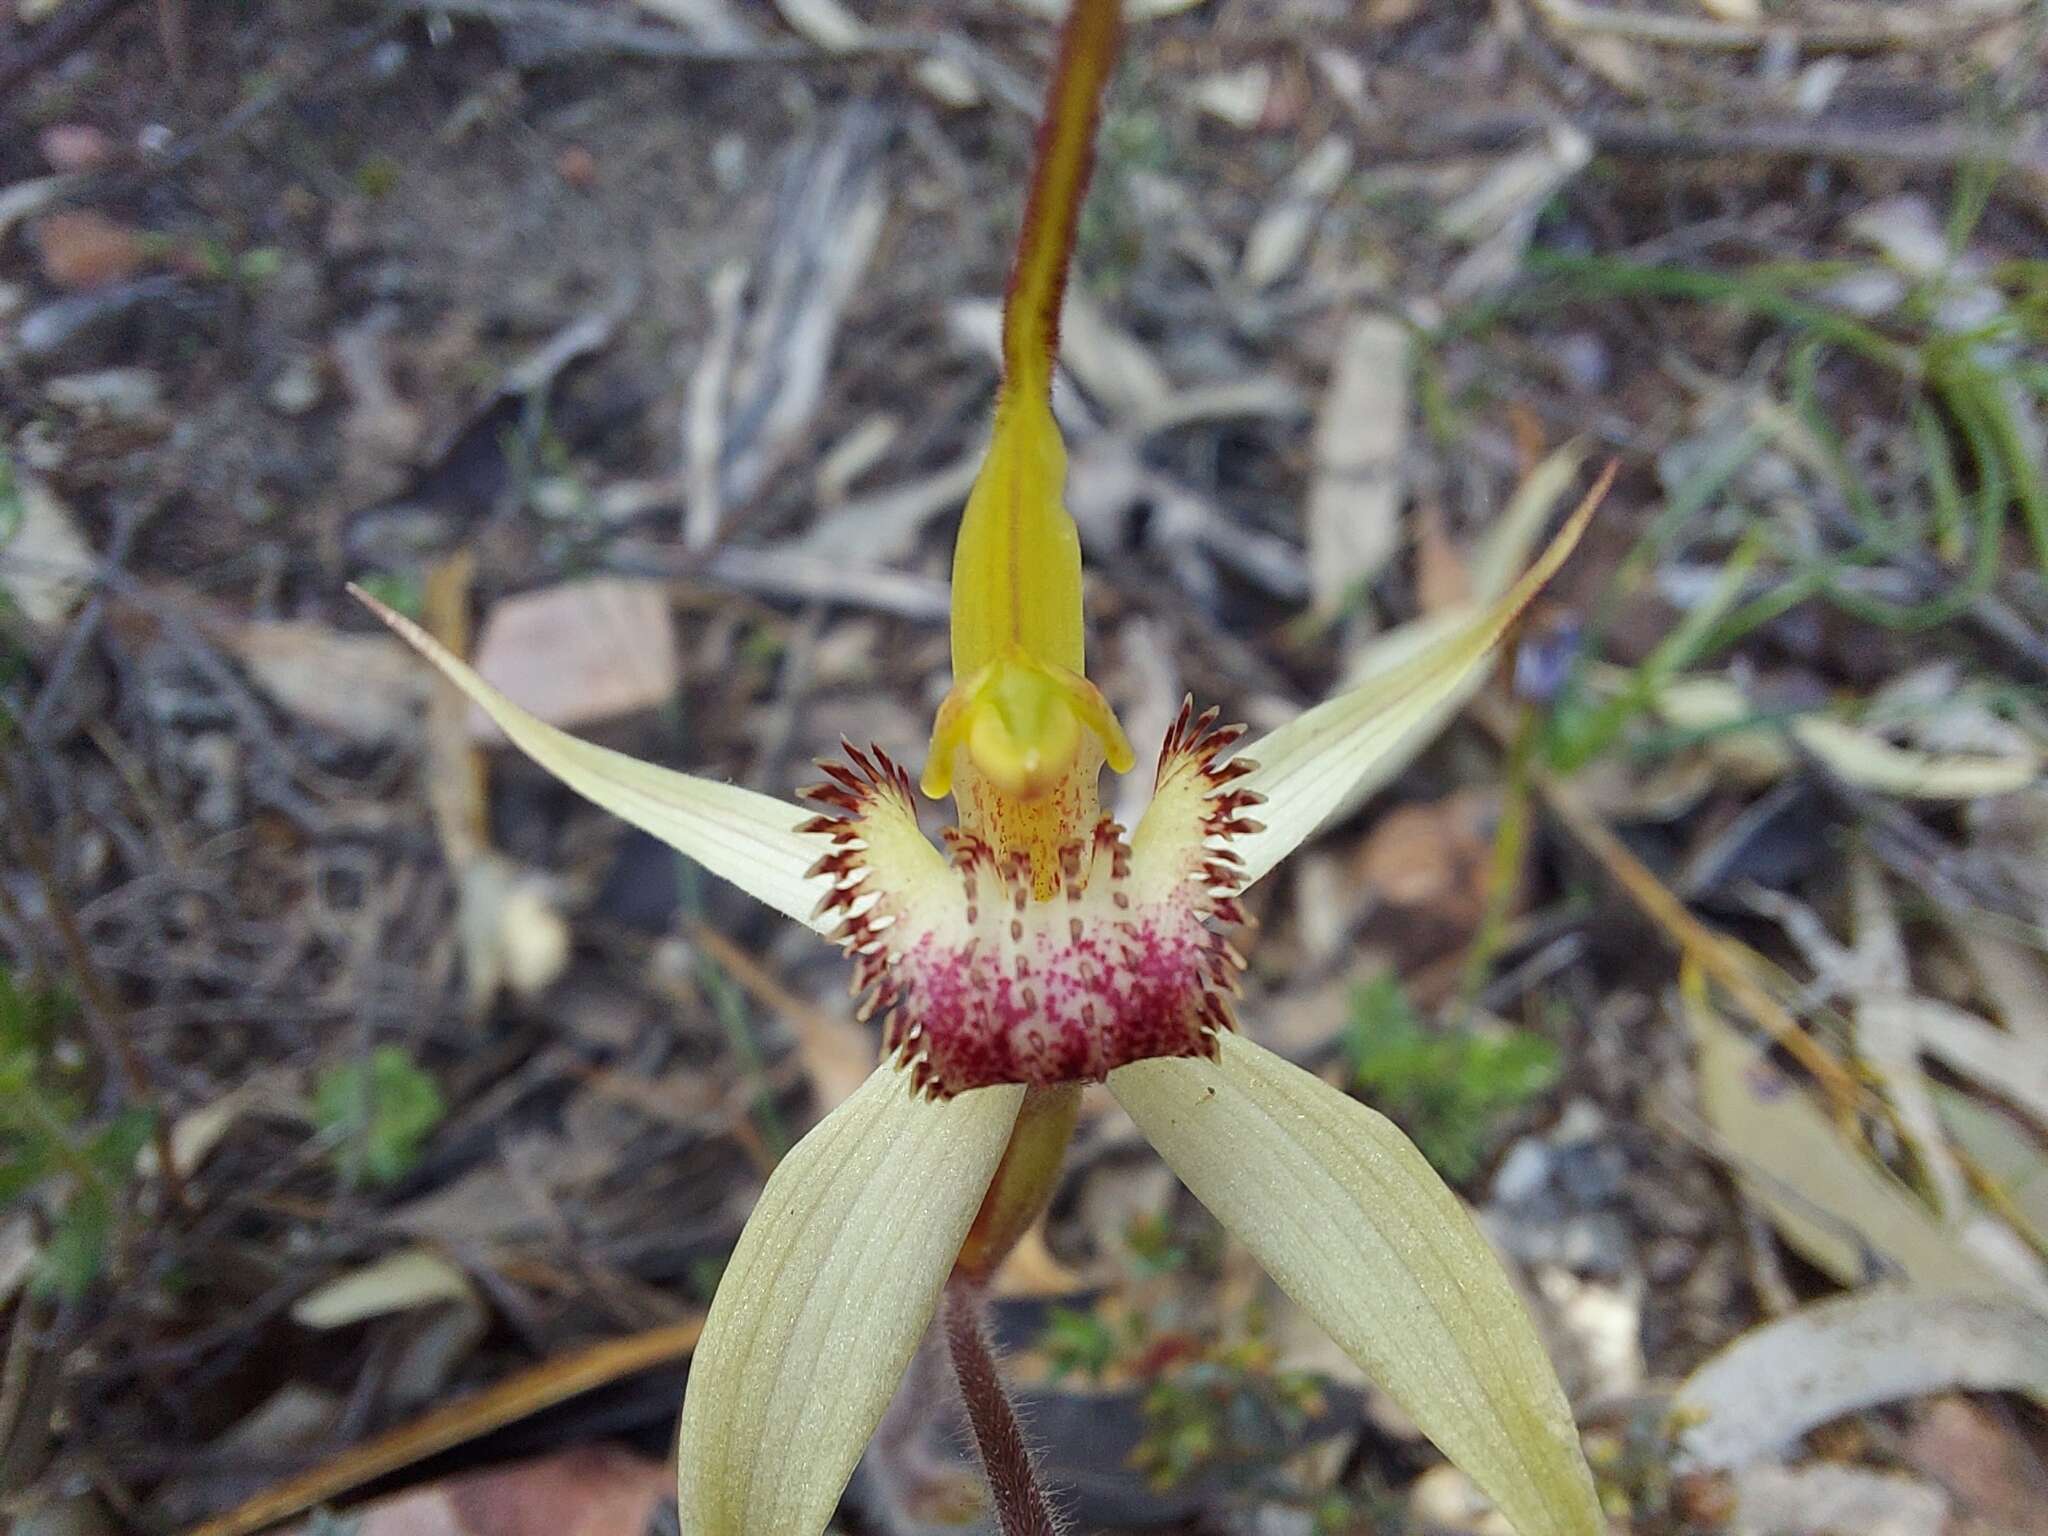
[1759,857,1969,1219]
[31,209,146,291]
[1353,790,1494,926]
[682,261,747,551]
[468,578,680,739]
[1191,65,1272,128]
[812,412,900,505]
[1732,1464,1947,1536]
[136,1071,297,1185]
[1682,983,1999,1293]
[288,1444,669,1536]
[1934,1085,2048,1239]
[1794,715,2039,799]
[1901,996,2048,1128]
[1004,0,1209,17]
[234,621,431,743]
[1242,135,1353,289]
[1306,312,1408,607]
[457,854,572,1016]
[772,0,979,107]
[1643,673,2041,796]
[0,1213,37,1308]
[1058,291,1173,421]
[0,174,82,244]
[1950,926,2048,1049]
[1532,1266,1645,1400]
[1865,661,2042,762]
[990,1223,1087,1299]
[798,450,983,564]
[1674,1287,2048,1470]
[1409,1465,1515,1536]
[44,366,163,419]
[1441,126,1593,299]
[1646,673,1796,783]
[292,1248,476,1329]
[1,468,97,632]
[1414,500,1472,615]
[624,0,759,44]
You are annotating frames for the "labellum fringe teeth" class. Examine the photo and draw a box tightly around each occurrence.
[796,704,1261,1099]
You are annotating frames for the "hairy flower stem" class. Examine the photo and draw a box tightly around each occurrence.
[943,1280,1061,1536]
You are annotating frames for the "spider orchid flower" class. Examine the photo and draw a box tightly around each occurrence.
[356,5,1605,1533]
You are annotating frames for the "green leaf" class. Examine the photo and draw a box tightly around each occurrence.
[87,1107,156,1179]
[35,1182,114,1301]
[314,1046,446,1187]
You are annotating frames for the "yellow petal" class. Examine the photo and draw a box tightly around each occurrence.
[351,586,833,932]
[677,1066,1023,1536]
[1231,466,1606,887]
[1110,1033,1600,1536]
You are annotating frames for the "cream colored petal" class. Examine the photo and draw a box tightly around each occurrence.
[353,586,834,932]
[1111,1034,1599,1536]
[1232,467,1604,888]
[677,1066,1023,1536]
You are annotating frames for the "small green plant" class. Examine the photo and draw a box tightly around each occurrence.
[1033,1217,1325,1492]
[0,969,155,1300]
[314,1045,445,1187]
[1041,1303,1122,1385]
[1133,1324,1326,1492]
[354,153,402,200]
[1342,976,1559,1183]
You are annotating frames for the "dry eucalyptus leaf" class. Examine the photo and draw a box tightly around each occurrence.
[458,854,572,1017]
[1242,135,1353,289]
[292,1248,475,1328]
[1306,313,1408,607]
[1793,716,2039,800]
[468,578,680,739]
[1674,1287,2048,1470]
[1933,1085,2048,1240]
[1731,1464,1947,1536]
[1440,126,1592,299]
[1683,989,1997,1293]
[1191,66,1272,128]
[235,621,430,743]
[286,1445,670,1536]
[1,469,96,633]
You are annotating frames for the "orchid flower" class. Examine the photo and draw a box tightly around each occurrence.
[356,4,1606,1533]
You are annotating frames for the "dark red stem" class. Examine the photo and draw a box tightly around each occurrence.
[943,1280,1062,1536]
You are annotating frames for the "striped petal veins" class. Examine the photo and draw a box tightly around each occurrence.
[800,703,1263,1099]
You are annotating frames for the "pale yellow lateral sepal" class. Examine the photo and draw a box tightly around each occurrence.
[1110,1033,1600,1536]
[1231,467,1606,887]
[352,586,834,933]
[678,1067,1024,1536]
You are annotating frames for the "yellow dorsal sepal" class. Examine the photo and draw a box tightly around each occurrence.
[923,0,1132,878]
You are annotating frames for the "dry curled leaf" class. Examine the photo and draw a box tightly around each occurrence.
[1675,1287,2048,1471]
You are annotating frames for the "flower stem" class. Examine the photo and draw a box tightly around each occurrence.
[942,1280,1061,1536]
